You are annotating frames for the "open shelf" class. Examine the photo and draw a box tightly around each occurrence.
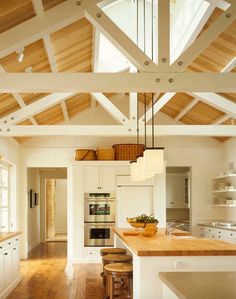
[212,204,236,207]
[212,174,236,180]
[212,189,236,193]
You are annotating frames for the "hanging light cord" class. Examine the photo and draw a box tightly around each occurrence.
[137,0,139,45]
[152,92,154,148]
[143,0,146,53]
[144,93,147,148]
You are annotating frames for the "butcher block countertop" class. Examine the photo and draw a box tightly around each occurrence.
[159,272,236,299]
[0,232,21,243]
[113,228,236,256]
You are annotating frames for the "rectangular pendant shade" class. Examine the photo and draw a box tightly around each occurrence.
[130,161,146,181]
[143,149,164,174]
[137,156,155,178]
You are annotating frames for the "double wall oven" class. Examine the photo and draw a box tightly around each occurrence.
[84,193,115,247]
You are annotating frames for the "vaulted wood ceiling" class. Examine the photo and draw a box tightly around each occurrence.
[0,1,235,143]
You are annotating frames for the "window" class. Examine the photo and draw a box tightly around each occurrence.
[0,162,9,232]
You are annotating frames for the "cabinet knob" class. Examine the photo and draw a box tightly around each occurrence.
[8,242,11,245]
[13,248,16,250]
[0,246,2,249]
[4,253,8,255]
[16,239,18,241]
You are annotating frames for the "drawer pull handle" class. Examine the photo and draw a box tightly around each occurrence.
[0,246,2,249]
[13,248,16,250]
[4,253,8,255]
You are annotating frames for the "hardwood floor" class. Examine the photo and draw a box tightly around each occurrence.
[7,242,104,299]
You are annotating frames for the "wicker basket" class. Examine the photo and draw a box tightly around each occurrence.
[75,149,97,161]
[112,144,145,160]
[96,148,115,160]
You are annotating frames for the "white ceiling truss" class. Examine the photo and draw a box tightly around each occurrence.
[0,0,235,138]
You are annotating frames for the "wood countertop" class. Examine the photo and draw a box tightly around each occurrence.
[0,232,21,243]
[159,272,236,299]
[113,228,236,256]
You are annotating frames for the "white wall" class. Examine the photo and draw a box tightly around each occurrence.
[55,179,67,234]
[27,168,40,251]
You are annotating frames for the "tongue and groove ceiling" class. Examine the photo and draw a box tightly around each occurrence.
[0,0,235,143]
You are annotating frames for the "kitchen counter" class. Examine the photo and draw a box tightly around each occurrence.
[113,228,236,256]
[114,228,236,299]
[159,272,236,299]
[0,232,21,243]
[198,222,236,232]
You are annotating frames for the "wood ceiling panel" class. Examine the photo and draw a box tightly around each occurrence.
[66,94,91,118]
[181,102,224,124]
[187,8,236,73]
[0,39,51,72]
[51,18,93,72]
[20,93,49,105]
[160,93,193,119]
[0,93,20,117]
[42,0,66,11]
[34,104,64,125]
[0,0,35,33]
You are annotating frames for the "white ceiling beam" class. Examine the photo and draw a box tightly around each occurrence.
[174,98,200,123]
[0,73,236,93]
[205,0,230,10]
[43,35,58,72]
[142,93,176,123]
[212,114,231,124]
[171,4,236,71]
[32,0,44,17]
[0,93,74,125]
[221,56,236,73]
[129,93,138,125]
[90,93,129,124]
[0,0,85,59]
[191,92,236,118]
[84,4,159,72]
[0,125,235,137]
[60,101,69,122]
[158,0,170,70]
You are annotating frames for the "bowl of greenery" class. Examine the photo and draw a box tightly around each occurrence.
[127,214,159,232]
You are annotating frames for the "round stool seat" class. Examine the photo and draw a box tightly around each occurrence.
[103,254,132,263]
[100,248,127,256]
[104,262,133,274]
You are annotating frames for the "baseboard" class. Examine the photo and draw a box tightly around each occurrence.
[0,275,21,299]
[28,240,40,252]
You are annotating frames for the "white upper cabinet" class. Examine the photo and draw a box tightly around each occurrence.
[84,166,116,192]
[166,173,189,208]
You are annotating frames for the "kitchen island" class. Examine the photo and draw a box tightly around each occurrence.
[113,228,236,299]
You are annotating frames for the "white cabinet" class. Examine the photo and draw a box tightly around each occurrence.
[166,173,189,208]
[84,166,116,192]
[0,235,21,299]
[197,225,236,243]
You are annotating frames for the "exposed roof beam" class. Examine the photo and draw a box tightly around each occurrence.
[0,0,85,59]
[0,73,235,93]
[85,4,159,72]
[90,93,129,124]
[190,92,236,118]
[205,0,231,10]
[221,57,236,73]
[174,98,200,122]
[31,0,44,17]
[171,3,236,71]
[0,93,74,125]
[0,125,235,137]
[129,93,137,125]
[60,101,69,122]
[43,35,58,72]
[158,0,170,70]
[212,114,231,124]
[0,65,38,125]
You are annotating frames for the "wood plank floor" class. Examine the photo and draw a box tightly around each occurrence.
[7,242,105,299]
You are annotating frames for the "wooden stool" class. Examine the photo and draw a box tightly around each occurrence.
[100,248,127,257]
[104,262,133,299]
[102,254,132,287]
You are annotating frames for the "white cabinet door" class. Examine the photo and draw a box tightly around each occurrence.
[84,167,100,192]
[3,248,12,287]
[0,250,3,293]
[12,245,20,279]
[166,176,185,208]
[100,167,116,192]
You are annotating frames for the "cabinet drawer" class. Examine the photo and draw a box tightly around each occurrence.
[84,248,102,260]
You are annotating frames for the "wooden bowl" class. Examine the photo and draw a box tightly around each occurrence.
[129,222,146,229]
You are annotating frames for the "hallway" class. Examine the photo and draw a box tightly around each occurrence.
[7,243,104,299]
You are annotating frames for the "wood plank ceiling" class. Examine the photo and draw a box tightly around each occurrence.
[0,2,235,143]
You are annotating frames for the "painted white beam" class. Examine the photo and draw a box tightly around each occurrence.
[212,114,231,124]
[0,125,235,137]
[0,93,74,125]
[174,98,199,122]
[0,73,236,93]
[221,56,236,73]
[171,4,236,71]
[143,93,176,123]
[32,0,44,17]
[43,35,58,72]
[0,0,85,59]
[60,101,69,122]
[129,93,138,124]
[158,0,170,69]
[90,93,129,124]
[191,92,236,118]
[85,4,159,72]
[205,0,230,10]
[0,65,38,125]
